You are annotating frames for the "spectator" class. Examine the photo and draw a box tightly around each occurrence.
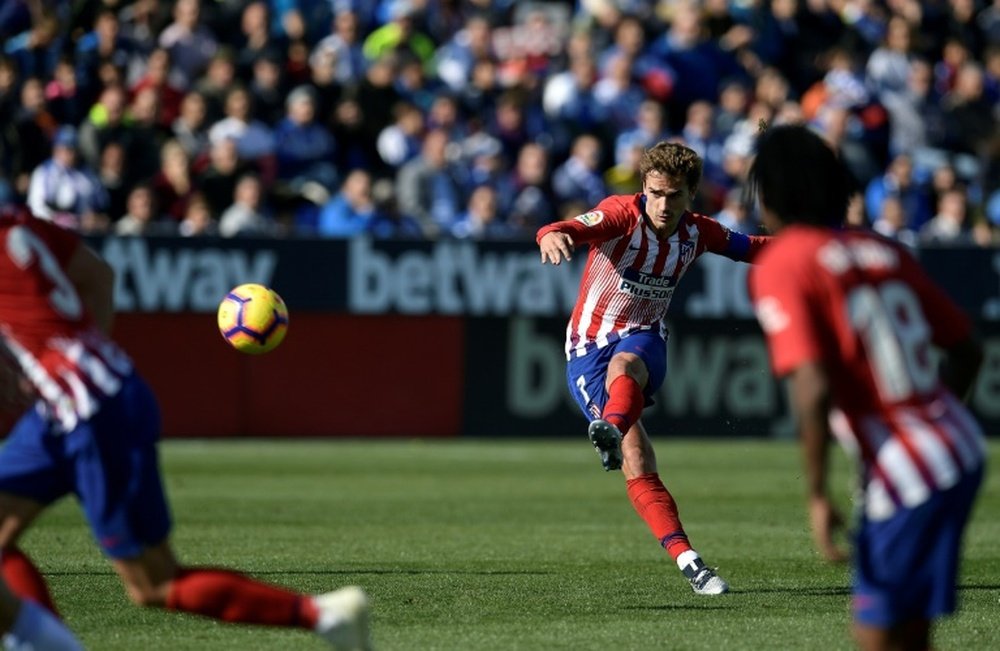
[396,128,466,237]
[127,86,170,182]
[450,184,517,239]
[197,136,250,218]
[248,49,287,125]
[316,168,380,237]
[872,194,919,248]
[881,58,947,157]
[77,83,131,171]
[8,77,56,198]
[75,8,138,103]
[208,85,275,164]
[604,142,644,196]
[362,1,435,64]
[598,14,674,104]
[358,177,419,239]
[552,134,607,212]
[498,142,556,232]
[919,186,974,244]
[866,15,915,101]
[219,173,274,236]
[152,139,197,222]
[44,56,84,126]
[713,186,756,233]
[615,100,671,168]
[273,85,338,199]
[235,2,276,81]
[713,78,750,140]
[27,126,110,233]
[130,47,185,127]
[172,90,210,160]
[98,141,129,221]
[376,101,425,169]
[178,192,218,236]
[680,100,727,211]
[311,9,367,85]
[118,0,167,64]
[650,0,746,130]
[194,48,236,124]
[115,183,175,236]
[158,0,218,89]
[864,153,933,230]
[941,62,996,158]
[433,14,494,93]
[593,52,646,134]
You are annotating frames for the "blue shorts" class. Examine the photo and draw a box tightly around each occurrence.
[566,330,667,421]
[852,466,984,627]
[0,373,172,560]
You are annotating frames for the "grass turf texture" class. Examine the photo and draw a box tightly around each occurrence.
[20,439,1000,651]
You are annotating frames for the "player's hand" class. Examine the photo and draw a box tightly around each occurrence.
[808,495,848,563]
[539,232,574,265]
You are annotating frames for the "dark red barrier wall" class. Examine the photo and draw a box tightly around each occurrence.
[114,313,464,437]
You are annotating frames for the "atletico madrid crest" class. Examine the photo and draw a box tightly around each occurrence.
[679,241,695,267]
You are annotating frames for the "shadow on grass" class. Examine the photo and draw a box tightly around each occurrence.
[625,604,732,611]
[47,568,556,577]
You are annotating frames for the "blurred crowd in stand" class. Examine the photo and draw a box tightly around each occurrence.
[0,0,998,245]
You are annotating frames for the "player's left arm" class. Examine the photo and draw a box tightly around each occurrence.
[750,256,846,563]
[696,215,770,262]
[65,242,115,335]
[786,361,847,563]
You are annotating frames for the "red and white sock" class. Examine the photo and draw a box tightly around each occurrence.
[1,546,60,617]
[625,473,693,561]
[602,375,644,434]
[166,567,318,629]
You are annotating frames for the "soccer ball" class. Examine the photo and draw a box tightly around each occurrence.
[217,284,289,354]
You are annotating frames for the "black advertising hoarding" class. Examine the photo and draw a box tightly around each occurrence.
[90,236,1000,437]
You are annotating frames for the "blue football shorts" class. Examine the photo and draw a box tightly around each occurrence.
[852,465,984,627]
[0,373,172,560]
[566,330,667,422]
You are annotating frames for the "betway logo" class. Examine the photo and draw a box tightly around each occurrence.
[349,238,582,315]
[100,238,278,312]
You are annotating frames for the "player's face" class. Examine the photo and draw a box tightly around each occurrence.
[643,171,691,237]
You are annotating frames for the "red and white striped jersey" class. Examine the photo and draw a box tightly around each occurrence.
[750,225,986,520]
[0,213,132,432]
[537,193,768,358]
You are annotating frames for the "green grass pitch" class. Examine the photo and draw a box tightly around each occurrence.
[20,439,1000,650]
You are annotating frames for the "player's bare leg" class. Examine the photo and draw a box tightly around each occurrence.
[111,540,371,650]
[854,619,931,651]
[0,494,61,614]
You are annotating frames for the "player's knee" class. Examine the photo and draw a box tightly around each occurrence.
[608,354,648,385]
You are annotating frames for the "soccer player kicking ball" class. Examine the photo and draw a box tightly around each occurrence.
[537,141,769,594]
[0,206,371,651]
[747,125,985,651]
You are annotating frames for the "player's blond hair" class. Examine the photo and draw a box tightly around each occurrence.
[640,141,703,194]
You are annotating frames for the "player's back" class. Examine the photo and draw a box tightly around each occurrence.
[0,212,132,431]
[754,225,986,519]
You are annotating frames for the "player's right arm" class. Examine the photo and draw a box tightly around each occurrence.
[536,197,634,265]
[64,241,115,336]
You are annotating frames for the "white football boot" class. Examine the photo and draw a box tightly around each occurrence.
[314,586,372,650]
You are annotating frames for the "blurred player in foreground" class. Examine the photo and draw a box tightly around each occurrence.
[537,141,769,594]
[0,206,371,651]
[748,125,986,651]
[0,565,81,650]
